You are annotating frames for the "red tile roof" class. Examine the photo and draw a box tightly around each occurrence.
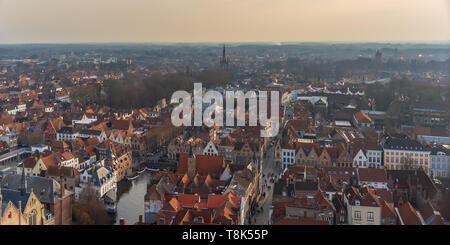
[397,202,422,225]
[273,217,329,225]
[207,194,227,209]
[354,111,373,124]
[358,168,387,183]
[195,155,224,178]
[381,200,397,219]
[177,153,188,174]
[177,194,199,208]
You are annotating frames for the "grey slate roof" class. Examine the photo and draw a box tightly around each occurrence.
[79,129,101,136]
[273,179,295,197]
[1,174,65,204]
[430,147,450,156]
[383,138,426,151]
[1,189,30,214]
[82,165,114,186]
[57,126,79,134]
[294,181,319,191]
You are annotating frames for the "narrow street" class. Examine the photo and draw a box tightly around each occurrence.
[245,101,292,225]
[250,144,278,225]
[245,100,293,225]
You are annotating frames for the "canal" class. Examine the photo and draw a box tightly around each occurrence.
[110,171,155,225]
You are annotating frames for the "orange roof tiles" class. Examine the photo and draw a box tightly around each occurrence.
[195,155,224,178]
[206,194,227,209]
[177,153,188,174]
[381,200,397,219]
[40,154,59,168]
[354,111,373,124]
[358,168,387,183]
[177,194,199,208]
[397,201,423,225]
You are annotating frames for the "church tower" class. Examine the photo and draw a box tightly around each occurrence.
[187,143,196,179]
[220,44,229,71]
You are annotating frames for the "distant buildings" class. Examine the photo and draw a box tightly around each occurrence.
[412,105,448,128]
[383,137,431,175]
[430,148,450,179]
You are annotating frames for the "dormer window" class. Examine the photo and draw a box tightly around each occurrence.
[193,216,204,223]
[355,200,360,206]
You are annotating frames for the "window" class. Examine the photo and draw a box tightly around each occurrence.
[354,211,361,221]
[28,210,37,225]
[367,212,374,222]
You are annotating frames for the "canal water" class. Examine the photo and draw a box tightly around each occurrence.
[111,171,155,225]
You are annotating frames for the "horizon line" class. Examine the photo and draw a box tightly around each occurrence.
[1,40,450,46]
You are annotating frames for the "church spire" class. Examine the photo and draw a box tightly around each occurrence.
[220,44,229,71]
[222,44,226,60]
[20,166,27,196]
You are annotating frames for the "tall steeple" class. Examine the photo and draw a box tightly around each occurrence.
[220,44,229,71]
[222,44,226,60]
[20,166,27,196]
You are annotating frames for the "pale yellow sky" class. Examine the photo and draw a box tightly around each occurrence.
[0,0,449,43]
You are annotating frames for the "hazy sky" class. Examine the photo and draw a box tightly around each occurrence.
[0,0,449,43]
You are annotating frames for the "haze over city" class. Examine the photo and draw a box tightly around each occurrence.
[1,0,449,43]
[1,0,450,233]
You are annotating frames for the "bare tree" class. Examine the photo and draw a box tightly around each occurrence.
[72,184,110,225]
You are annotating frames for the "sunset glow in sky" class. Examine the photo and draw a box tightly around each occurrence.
[0,0,449,43]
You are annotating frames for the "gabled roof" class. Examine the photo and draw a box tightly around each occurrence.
[144,185,161,201]
[1,174,65,204]
[345,186,381,207]
[354,111,373,124]
[375,188,393,204]
[39,154,59,168]
[381,200,397,219]
[207,194,228,209]
[181,173,191,187]
[419,201,444,225]
[51,141,69,149]
[46,165,79,177]
[177,194,199,208]
[177,154,188,175]
[397,201,423,225]
[18,157,38,169]
[195,155,223,178]
[358,168,387,183]
[1,189,30,213]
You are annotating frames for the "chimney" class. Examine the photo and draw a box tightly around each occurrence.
[18,201,22,225]
[304,166,307,180]
[139,215,143,223]
[119,218,125,225]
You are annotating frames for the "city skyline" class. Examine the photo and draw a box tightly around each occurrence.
[0,0,449,44]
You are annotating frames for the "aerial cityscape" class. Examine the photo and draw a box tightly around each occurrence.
[0,0,449,231]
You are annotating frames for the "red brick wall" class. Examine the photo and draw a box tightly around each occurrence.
[48,195,72,225]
